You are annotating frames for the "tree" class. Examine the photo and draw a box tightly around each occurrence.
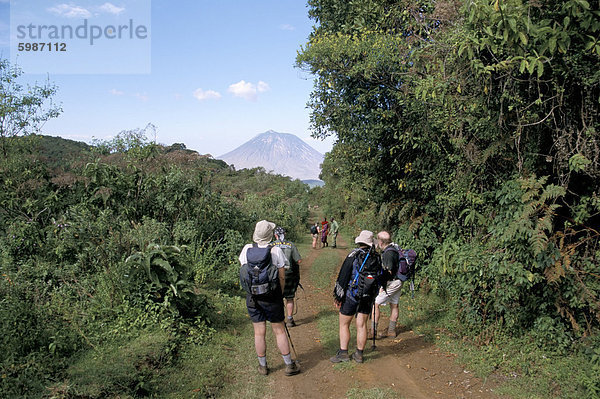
[297,0,600,340]
[0,59,61,156]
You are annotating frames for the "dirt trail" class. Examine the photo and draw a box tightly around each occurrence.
[265,236,503,399]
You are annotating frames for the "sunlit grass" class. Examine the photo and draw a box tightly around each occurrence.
[346,387,404,399]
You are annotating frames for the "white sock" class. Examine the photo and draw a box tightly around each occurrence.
[258,356,267,367]
[282,352,293,365]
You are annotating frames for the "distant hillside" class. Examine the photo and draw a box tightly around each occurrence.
[31,134,91,169]
[303,179,325,188]
[217,130,324,181]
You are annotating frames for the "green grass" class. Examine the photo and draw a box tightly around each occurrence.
[310,246,341,290]
[346,387,404,399]
[152,292,272,399]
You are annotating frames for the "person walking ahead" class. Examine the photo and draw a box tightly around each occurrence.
[272,226,302,327]
[371,231,402,339]
[330,230,381,363]
[321,218,329,248]
[310,222,320,249]
[239,220,300,376]
[330,218,339,248]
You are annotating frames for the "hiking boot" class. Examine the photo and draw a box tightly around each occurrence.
[352,351,364,363]
[257,364,269,375]
[285,361,301,376]
[329,350,350,363]
[386,329,397,338]
[286,318,296,327]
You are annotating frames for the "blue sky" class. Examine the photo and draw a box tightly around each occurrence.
[0,1,335,156]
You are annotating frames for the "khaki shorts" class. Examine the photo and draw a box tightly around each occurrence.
[375,279,403,306]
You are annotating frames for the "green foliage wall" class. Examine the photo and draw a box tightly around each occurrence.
[0,115,311,396]
[298,0,599,349]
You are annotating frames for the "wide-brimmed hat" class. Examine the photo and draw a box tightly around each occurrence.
[253,220,276,245]
[354,230,374,247]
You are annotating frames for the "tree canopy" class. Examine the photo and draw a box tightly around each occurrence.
[298,0,599,343]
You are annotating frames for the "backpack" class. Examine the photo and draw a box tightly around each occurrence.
[310,225,318,234]
[384,243,417,281]
[239,244,279,296]
[272,240,300,284]
[348,247,382,299]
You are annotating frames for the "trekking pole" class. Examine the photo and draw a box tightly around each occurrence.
[284,323,299,360]
[371,302,377,350]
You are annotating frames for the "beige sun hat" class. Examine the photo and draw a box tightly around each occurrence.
[253,220,276,245]
[354,230,375,247]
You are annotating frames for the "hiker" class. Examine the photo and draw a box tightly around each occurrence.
[238,220,300,376]
[330,218,339,248]
[272,226,302,328]
[370,231,402,339]
[310,222,320,249]
[330,230,382,363]
[321,217,329,248]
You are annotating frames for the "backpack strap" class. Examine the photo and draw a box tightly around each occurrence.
[351,249,370,287]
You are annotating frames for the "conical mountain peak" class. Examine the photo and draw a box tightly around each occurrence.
[218,130,324,180]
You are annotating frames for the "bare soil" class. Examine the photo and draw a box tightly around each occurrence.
[263,237,505,399]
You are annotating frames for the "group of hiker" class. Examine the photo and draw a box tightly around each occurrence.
[311,217,339,249]
[238,219,415,376]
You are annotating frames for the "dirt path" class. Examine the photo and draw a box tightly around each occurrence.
[265,236,503,399]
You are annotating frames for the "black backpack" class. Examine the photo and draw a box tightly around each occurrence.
[239,244,279,296]
[310,225,318,234]
[347,247,382,299]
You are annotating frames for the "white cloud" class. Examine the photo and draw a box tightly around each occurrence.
[109,88,124,96]
[280,24,295,31]
[47,4,92,18]
[99,2,125,15]
[193,88,222,101]
[228,80,270,101]
[134,93,149,102]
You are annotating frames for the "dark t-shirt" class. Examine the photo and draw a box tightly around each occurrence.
[382,246,400,279]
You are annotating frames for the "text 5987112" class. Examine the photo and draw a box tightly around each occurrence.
[18,42,67,51]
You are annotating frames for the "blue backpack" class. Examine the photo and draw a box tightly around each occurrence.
[348,247,382,299]
[239,244,279,296]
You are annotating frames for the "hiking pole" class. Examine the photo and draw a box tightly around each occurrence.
[371,302,377,350]
[284,323,299,360]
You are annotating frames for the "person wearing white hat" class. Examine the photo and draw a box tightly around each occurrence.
[330,230,381,364]
[238,220,300,376]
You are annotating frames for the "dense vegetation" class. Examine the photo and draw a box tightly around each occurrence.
[0,62,310,396]
[2,0,600,394]
[298,0,599,394]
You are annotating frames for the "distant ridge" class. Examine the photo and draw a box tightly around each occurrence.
[217,130,324,181]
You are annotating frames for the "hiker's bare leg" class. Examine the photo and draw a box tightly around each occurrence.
[253,321,267,356]
[390,303,399,323]
[374,303,381,324]
[356,313,369,350]
[271,321,291,354]
[338,313,353,350]
[286,299,294,318]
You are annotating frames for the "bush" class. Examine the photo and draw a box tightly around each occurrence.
[58,329,176,398]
